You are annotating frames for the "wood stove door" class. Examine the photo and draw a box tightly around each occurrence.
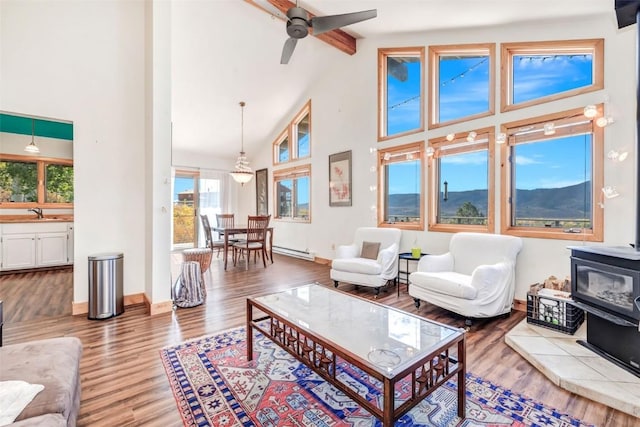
[571,256,640,323]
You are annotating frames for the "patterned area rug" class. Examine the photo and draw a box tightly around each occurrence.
[160,326,592,426]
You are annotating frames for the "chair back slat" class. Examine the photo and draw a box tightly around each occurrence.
[246,215,270,243]
[216,213,235,228]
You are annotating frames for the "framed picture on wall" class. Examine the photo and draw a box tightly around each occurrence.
[329,150,352,207]
[256,168,268,215]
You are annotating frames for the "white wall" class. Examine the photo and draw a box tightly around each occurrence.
[1,1,149,304]
[247,14,638,300]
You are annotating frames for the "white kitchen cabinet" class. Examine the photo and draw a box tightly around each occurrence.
[1,222,73,270]
[2,233,37,269]
[37,232,68,266]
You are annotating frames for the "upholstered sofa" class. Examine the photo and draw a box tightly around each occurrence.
[0,337,82,426]
[409,232,523,324]
[330,227,402,296]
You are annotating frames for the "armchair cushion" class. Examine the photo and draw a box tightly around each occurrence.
[360,241,381,259]
[410,271,476,299]
[331,258,382,275]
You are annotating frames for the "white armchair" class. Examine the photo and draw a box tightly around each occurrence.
[409,232,522,324]
[330,227,402,297]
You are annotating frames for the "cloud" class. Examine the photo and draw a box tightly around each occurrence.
[515,155,542,165]
[442,152,486,165]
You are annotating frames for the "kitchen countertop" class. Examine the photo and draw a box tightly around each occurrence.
[0,215,74,223]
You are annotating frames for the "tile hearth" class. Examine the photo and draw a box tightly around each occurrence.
[505,319,640,418]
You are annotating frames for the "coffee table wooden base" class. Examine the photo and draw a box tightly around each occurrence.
[247,299,466,425]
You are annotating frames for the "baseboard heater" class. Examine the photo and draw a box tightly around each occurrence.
[272,246,315,261]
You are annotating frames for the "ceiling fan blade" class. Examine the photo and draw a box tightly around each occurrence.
[281,37,298,64]
[310,9,377,36]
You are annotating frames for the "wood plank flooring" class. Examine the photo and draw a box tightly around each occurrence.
[0,255,635,426]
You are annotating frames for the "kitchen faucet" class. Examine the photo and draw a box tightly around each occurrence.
[28,207,44,219]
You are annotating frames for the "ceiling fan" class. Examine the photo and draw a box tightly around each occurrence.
[257,1,377,64]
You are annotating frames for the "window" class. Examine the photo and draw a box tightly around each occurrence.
[0,159,37,203]
[274,164,311,221]
[428,128,494,233]
[273,101,311,165]
[378,141,424,230]
[0,154,73,207]
[378,47,424,141]
[294,102,311,159]
[172,170,199,247]
[428,44,495,129]
[501,39,604,112]
[45,164,74,203]
[274,131,289,163]
[500,106,604,241]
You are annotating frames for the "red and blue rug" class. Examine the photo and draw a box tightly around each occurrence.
[160,326,592,426]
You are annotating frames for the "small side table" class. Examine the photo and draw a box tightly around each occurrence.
[397,252,428,296]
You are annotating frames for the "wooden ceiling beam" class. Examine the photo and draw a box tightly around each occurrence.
[244,0,357,56]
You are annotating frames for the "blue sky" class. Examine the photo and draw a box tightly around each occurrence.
[388,53,594,193]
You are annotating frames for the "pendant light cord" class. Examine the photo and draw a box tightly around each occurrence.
[240,101,245,153]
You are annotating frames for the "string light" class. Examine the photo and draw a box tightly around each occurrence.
[441,57,488,87]
[517,54,588,62]
[389,95,420,110]
[466,131,477,142]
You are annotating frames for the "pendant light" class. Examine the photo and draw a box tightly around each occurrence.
[229,101,253,185]
[24,118,40,154]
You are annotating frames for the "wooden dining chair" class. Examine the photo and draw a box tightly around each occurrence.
[232,215,271,270]
[200,214,225,258]
[215,213,241,242]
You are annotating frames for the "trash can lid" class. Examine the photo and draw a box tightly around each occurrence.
[88,252,123,261]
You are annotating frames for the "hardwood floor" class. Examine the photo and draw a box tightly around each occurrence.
[0,255,635,426]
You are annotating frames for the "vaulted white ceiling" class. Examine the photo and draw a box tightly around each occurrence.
[171,0,612,162]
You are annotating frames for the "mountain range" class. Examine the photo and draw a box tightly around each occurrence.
[388,181,591,219]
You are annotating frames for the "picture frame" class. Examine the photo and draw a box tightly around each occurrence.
[329,150,352,207]
[255,168,268,215]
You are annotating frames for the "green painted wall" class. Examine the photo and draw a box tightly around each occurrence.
[0,113,73,140]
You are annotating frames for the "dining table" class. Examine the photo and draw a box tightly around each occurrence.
[213,225,274,270]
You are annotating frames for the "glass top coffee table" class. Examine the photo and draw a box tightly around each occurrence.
[246,283,466,426]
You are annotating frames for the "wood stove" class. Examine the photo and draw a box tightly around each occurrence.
[569,246,640,376]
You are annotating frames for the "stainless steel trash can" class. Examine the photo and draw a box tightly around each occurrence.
[88,252,124,320]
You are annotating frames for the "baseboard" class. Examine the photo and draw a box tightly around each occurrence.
[513,298,526,312]
[71,301,88,316]
[71,292,148,316]
[143,294,173,316]
[313,256,331,265]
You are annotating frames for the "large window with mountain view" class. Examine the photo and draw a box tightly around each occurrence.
[274,165,311,222]
[500,106,603,241]
[378,47,424,141]
[378,141,424,230]
[501,39,604,112]
[428,128,494,233]
[428,43,495,129]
